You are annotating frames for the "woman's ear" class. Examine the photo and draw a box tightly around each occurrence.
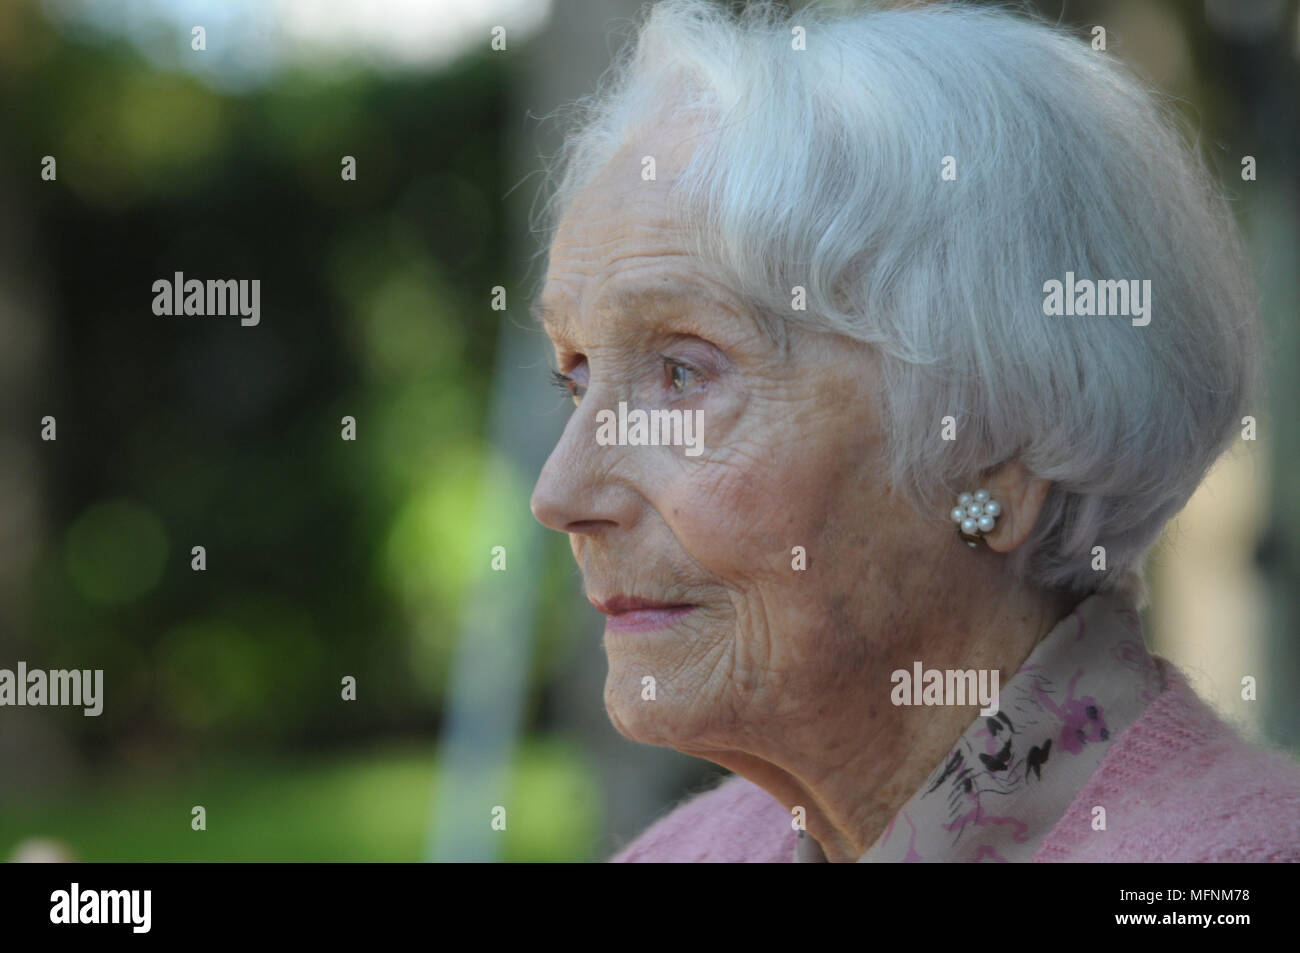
[979,460,1050,553]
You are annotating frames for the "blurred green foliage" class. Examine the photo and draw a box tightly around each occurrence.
[0,738,600,861]
[0,1,582,772]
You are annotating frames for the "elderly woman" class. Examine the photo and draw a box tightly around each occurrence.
[528,0,1300,862]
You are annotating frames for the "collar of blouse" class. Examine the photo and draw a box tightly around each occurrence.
[794,591,1164,863]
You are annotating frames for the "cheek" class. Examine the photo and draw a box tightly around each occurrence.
[659,437,870,588]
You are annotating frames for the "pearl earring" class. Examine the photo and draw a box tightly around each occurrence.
[949,489,1001,548]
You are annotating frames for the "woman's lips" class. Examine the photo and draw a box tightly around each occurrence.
[590,596,696,633]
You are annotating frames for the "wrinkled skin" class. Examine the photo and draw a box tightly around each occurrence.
[530,127,1073,862]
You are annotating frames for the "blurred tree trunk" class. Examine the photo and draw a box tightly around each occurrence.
[0,151,77,794]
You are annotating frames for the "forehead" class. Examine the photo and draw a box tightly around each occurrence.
[533,274,729,341]
[532,118,729,329]
[534,164,707,336]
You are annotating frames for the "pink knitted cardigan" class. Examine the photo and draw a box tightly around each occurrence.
[610,657,1300,862]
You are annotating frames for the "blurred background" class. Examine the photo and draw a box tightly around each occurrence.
[0,0,1296,862]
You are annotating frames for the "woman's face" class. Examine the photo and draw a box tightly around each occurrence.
[530,135,963,761]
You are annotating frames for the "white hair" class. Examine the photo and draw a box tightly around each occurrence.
[532,0,1261,607]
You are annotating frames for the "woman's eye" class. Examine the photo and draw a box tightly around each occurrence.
[548,368,585,405]
[549,357,703,405]
[664,357,703,396]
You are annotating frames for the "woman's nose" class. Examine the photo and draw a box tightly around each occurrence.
[530,400,638,536]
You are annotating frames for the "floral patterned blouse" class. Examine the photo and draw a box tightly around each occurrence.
[794,591,1165,862]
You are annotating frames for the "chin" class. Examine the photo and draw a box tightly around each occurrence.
[602,667,709,749]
